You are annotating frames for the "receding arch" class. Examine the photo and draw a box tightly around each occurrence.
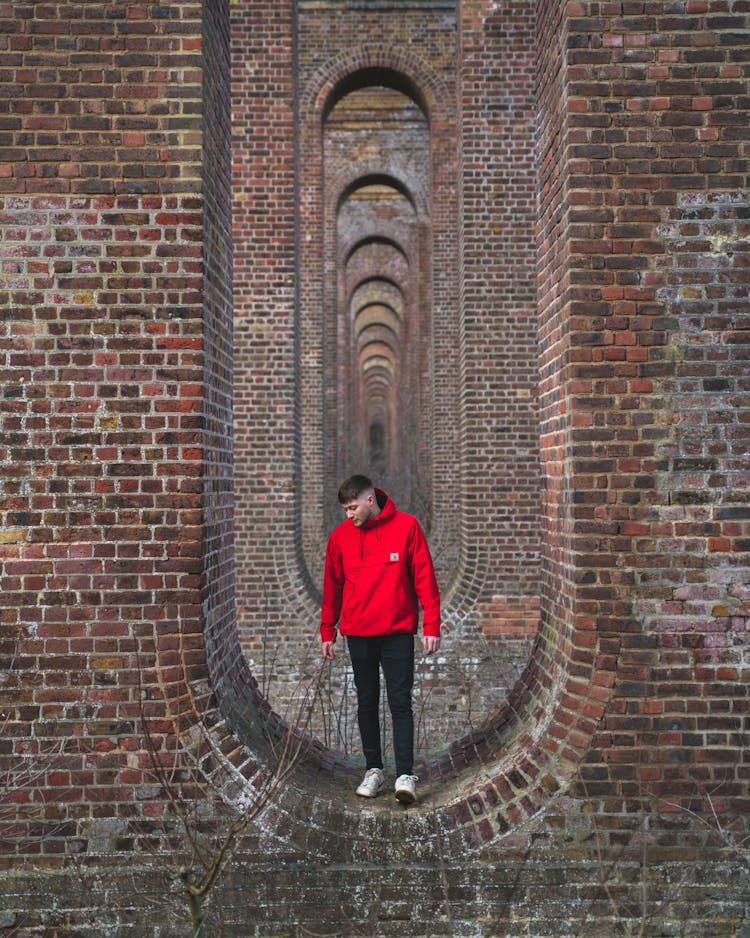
[352,276,405,304]
[355,316,401,347]
[338,173,418,214]
[355,301,401,319]
[346,241,410,275]
[322,64,430,124]
[345,234,409,266]
[329,82,426,514]
[345,252,409,293]
[331,158,430,224]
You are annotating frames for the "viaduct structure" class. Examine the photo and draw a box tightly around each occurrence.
[1,1,748,935]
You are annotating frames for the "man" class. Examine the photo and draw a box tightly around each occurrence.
[320,474,441,805]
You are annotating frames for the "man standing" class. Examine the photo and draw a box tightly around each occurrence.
[320,475,441,804]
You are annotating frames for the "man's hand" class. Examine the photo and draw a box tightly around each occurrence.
[322,639,336,660]
[422,635,440,656]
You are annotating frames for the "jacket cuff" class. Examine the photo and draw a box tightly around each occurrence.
[320,624,337,643]
[423,621,441,638]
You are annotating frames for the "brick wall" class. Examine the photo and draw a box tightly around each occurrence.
[231,0,302,683]
[0,0,211,860]
[1,1,749,936]
[456,0,542,723]
[201,0,234,684]
[559,1,750,812]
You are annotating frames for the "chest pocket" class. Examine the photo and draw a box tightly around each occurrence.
[344,540,401,573]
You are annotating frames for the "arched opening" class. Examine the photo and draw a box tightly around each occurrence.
[224,14,575,856]
[325,88,431,520]
[232,25,546,809]
[341,181,417,489]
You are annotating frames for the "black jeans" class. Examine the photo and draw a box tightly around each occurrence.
[346,632,415,777]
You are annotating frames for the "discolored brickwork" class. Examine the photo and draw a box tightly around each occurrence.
[1,1,749,937]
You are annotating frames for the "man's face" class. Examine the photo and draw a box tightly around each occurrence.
[341,494,376,528]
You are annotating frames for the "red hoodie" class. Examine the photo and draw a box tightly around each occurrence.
[320,490,441,643]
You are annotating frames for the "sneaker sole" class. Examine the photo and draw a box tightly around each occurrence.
[356,787,382,798]
[394,788,416,805]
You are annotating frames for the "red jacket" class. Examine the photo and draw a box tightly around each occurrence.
[320,490,441,643]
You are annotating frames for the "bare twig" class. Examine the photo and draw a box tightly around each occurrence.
[133,613,322,936]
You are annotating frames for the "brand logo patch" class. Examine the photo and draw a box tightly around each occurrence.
[390,552,400,562]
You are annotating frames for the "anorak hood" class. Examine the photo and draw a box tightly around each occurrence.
[360,488,395,530]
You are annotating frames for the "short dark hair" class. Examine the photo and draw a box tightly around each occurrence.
[338,474,374,504]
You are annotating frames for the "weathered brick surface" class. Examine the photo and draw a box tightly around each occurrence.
[0,0,222,870]
[1,0,749,935]
[550,2,750,818]
[4,843,749,936]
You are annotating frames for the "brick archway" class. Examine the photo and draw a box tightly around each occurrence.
[208,0,617,854]
[295,45,458,583]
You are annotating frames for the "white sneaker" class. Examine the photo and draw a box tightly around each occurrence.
[356,767,385,798]
[394,774,418,805]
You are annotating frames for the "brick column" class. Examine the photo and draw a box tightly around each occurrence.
[0,0,232,852]
[232,0,306,666]
[549,0,750,803]
[457,0,541,634]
